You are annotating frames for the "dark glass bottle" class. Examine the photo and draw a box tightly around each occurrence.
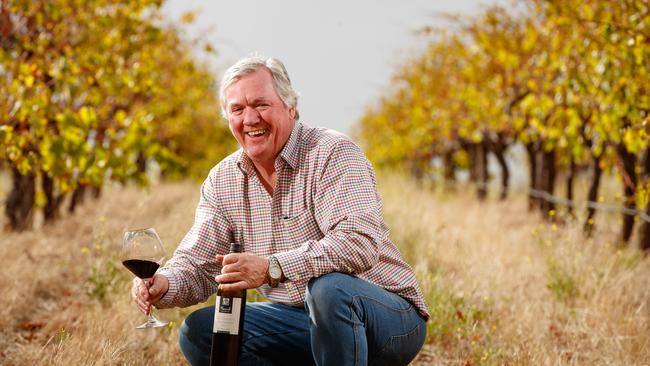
[210,243,246,366]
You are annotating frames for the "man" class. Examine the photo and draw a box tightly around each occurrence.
[132,56,429,366]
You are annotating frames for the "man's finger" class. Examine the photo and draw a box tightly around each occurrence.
[140,285,149,300]
[218,280,248,293]
[132,278,143,298]
[215,272,241,284]
[135,296,149,314]
[131,283,138,300]
[222,253,240,265]
[221,263,234,274]
[149,279,164,297]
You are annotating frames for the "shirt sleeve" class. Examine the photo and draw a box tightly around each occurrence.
[275,139,384,282]
[155,171,232,308]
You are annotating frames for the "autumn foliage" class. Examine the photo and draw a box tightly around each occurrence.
[356,0,650,249]
[0,0,234,230]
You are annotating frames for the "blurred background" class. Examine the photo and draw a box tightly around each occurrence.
[1,0,649,365]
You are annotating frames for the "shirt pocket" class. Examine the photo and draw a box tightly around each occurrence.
[278,208,323,244]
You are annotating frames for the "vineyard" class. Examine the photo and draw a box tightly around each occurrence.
[0,0,235,231]
[1,175,649,365]
[2,1,648,241]
[355,0,650,250]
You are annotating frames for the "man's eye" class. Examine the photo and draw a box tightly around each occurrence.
[231,108,243,115]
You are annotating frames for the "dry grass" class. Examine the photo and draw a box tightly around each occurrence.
[1,174,648,365]
[0,181,200,365]
[380,174,650,365]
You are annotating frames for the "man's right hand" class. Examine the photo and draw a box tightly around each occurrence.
[131,274,169,315]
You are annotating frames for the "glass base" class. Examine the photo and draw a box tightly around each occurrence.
[136,315,168,329]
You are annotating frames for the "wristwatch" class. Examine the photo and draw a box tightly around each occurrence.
[267,255,283,288]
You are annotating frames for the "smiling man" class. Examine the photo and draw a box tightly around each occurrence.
[131,56,429,366]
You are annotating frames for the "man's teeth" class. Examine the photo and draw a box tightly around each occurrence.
[248,129,266,137]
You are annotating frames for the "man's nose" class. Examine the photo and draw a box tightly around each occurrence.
[242,107,260,124]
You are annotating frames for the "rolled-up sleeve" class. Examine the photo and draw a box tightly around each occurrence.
[156,170,232,308]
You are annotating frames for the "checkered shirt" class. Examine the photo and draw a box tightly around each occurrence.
[156,122,430,319]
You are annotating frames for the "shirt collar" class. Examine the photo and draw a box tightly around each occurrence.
[236,121,302,175]
[278,121,302,170]
[236,150,252,175]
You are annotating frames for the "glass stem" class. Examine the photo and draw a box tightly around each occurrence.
[147,313,157,324]
[145,277,154,315]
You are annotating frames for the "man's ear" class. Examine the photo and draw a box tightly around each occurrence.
[289,107,296,120]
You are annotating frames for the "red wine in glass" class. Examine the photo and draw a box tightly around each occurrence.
[122,259,160,279]
[122,228,168,329]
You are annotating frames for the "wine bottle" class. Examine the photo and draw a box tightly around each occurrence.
[210,243,246,366]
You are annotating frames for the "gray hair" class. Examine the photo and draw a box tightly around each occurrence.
[219,56,300,120]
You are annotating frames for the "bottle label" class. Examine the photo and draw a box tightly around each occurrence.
[213,296,242,334]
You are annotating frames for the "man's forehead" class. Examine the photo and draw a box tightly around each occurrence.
[225,71,278,102]
[227,95,271,105]
[231,68,272,88]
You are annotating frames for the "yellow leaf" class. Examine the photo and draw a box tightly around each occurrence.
[581,4,594,20]
[24,75,34,87]
[79,106,97,127]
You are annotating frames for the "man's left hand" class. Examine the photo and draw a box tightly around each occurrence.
[215,252,269,293]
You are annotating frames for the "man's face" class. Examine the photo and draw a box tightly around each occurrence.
[225,68,296,169]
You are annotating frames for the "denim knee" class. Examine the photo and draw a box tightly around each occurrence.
[305,273,354,317]
[178,318,197,361]
[178,319,193,362]
[179,311,199,347]
[178,309,212,366]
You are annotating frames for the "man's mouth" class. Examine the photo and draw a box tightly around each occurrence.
[246,128,268,137]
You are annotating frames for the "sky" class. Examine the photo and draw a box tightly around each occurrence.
[162,0,503,137]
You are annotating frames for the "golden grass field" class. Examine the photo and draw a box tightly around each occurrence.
[0,173,648,365]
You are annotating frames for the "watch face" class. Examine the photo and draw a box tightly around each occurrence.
[270,266,282,279]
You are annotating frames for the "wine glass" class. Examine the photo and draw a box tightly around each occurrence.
[121,227,169,329]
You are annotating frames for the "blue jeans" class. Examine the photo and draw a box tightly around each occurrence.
[179,272,426,366]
